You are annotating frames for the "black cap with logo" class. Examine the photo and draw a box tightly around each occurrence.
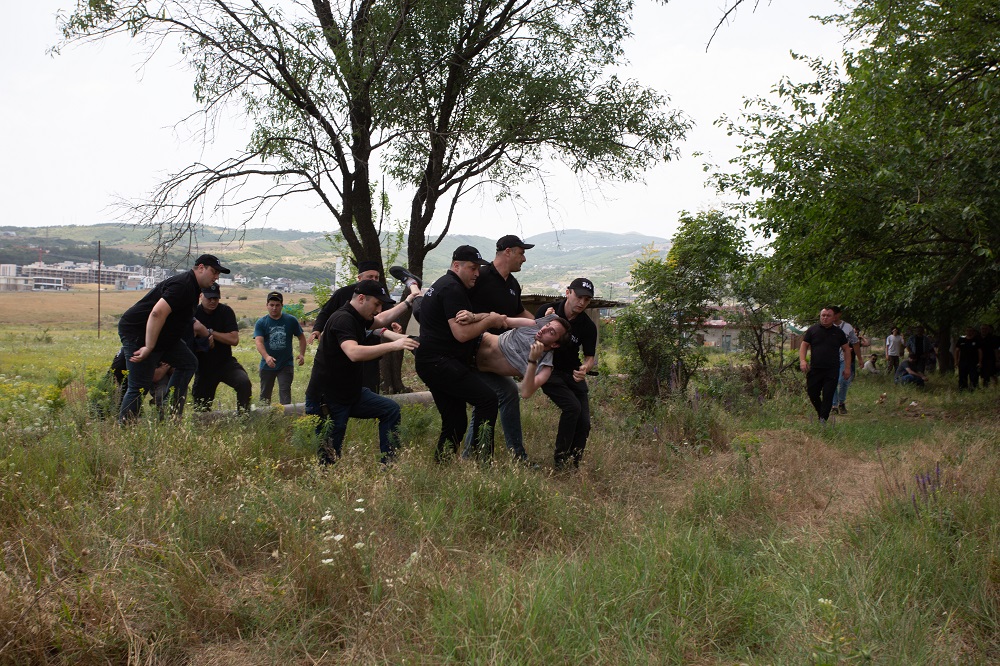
[194,254,231,274]
[452,245,490,266]
[568,277,595,297]
[354,279,395,304]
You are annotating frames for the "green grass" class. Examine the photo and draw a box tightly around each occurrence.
[1,328,998,663]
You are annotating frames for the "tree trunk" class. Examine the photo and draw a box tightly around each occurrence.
[935,322,954,374]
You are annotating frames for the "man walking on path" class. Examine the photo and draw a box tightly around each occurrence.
[117,254,228,421]
[254,291,307,405]
[192,282,252,413]
[307,280,419,464]
[464,234,536,460]
[830,305,861,415]
[414,245,517,462]
[799,307,852,423]
[534,278,598,471]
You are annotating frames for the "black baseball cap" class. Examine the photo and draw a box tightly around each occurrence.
[202,283,221,298]
[354,279,394,304]
[452,245,490,265]
[568,277,595,297]
[496,234,534,252]
[266,291,284,303]
[194,254,231,274]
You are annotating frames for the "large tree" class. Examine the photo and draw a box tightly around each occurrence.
[717,0,1000,359]
[59,0,687,278]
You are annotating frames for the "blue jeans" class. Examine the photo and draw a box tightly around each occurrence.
[314,388,401,464]
[463,372,525,460]
[259,365,294,405]
[834,359,854,407]
[118,338,198,421]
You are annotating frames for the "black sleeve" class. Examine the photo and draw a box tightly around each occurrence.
[534,302,554,318]
[313,298,338,333]
[219,305,239,333]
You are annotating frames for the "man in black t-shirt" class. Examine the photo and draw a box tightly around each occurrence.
[117,254,229,420]
[464,234,536,460]
[799,307,851,422]
[534,278,598,470]
[414,245,514,462]
[191,283,252,412]
[309,260,420,392]
[307,281,419,464]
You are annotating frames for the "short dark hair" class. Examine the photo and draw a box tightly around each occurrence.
[551,316,572,346]
[829,305,843,314]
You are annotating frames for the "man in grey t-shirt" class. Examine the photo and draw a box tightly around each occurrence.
[473,314,571,398]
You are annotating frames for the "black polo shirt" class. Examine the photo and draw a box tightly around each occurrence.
[414,271,474,362]
[802,323,848,369]
[307,303,373,404]
[194,302,239,364]
[469,263,525,334]
[118,270,200,351]
[534,299,598,372]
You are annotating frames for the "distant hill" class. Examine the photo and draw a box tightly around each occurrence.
[0,224,668,298]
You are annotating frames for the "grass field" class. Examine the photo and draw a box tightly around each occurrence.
[0,307,998,664]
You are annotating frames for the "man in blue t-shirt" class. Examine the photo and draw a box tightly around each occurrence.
[253,291,307,405]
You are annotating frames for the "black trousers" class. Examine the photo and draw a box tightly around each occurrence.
[541,370,591,468]
[806,366,839,420]
[193,357,252,412]
[416,355,498,461]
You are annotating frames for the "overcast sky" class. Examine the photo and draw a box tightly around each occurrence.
[2,0,846,243]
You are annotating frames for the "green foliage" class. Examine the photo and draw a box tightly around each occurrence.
[616,211,748,398]
[717,0,1000,332]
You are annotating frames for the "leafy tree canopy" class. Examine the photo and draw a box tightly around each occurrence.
[717,0,1000,336]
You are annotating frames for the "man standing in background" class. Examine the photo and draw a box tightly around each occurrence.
[254,291,307,405]
[830,305,861,415]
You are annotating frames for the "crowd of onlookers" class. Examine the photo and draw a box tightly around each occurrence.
[799,309,996,424]
[861,324,998,390]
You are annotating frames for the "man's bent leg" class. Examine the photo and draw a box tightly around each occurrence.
[566,379,590,466]
[161,340,198,416]
[118,341,159,422]
[351,388,402,463]
[191,371,220,412]
[219,358,252,412]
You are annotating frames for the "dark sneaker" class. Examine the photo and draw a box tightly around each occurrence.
[389,265,422,289]
[838,404,847,415]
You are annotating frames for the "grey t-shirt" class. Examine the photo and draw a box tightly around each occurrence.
[497,315,556,375]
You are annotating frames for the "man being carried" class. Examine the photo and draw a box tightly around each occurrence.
[535,278,598,471]
[799,307,852,423]
[191,282,252,413]
[307,280,419,465]
[117,254,228,420]
[471,314,571,399]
